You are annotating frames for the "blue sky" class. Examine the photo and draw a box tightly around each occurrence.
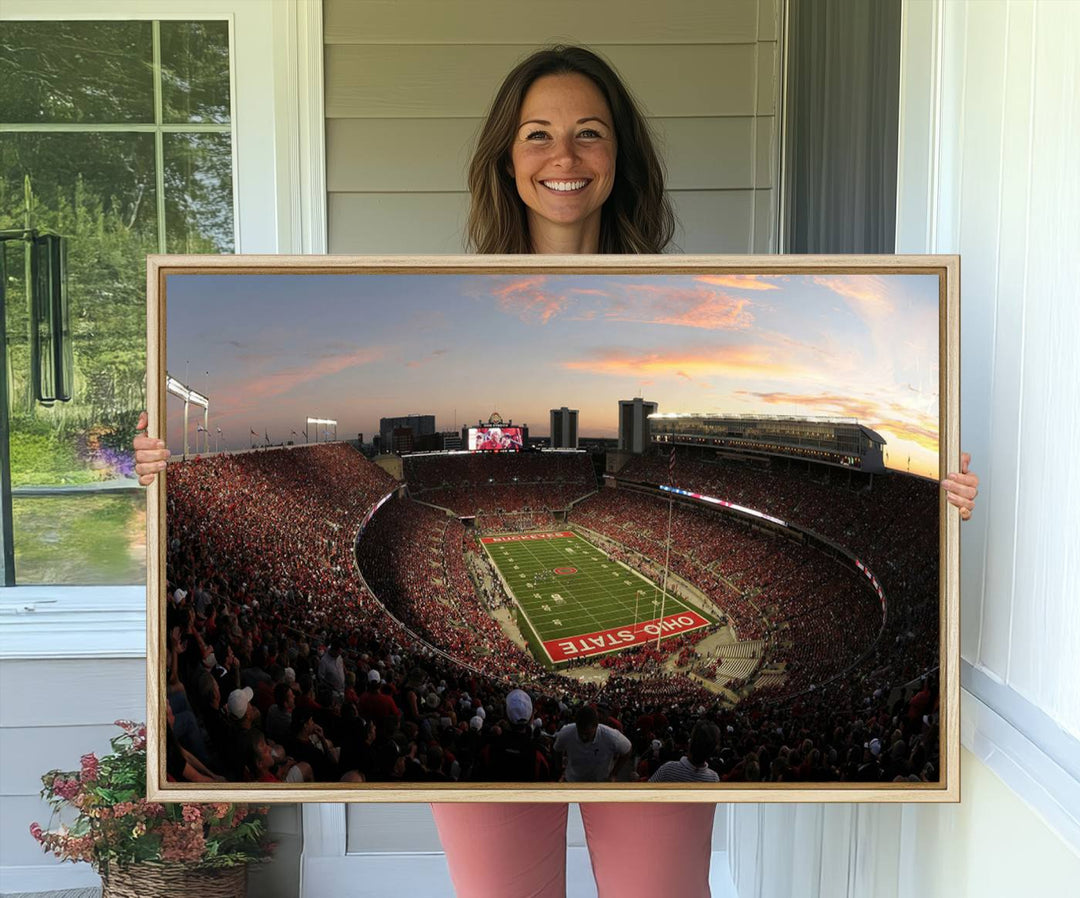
[164,271,941,476]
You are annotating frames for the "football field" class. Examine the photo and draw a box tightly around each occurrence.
[480,530,714,665]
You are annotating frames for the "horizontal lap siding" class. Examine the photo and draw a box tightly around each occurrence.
[324,0,762,45]
[324,0,780,254]
[325,45,759,118]
[0,658,145,868]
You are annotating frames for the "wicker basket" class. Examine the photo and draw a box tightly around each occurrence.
[100,862,247,898]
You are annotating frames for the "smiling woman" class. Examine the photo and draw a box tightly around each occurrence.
[466,45,674,255]
[509,73,617,253]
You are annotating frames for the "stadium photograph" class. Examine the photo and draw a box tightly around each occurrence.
[150,259,953,799]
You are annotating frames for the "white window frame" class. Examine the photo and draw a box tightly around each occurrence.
[0,0,326,661]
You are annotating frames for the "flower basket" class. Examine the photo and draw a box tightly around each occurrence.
[31,721,273,887]
[101,861,247,898]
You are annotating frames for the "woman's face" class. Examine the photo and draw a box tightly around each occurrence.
[509,73,616,245]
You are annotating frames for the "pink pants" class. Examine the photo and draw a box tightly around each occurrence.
[431,802,716,898]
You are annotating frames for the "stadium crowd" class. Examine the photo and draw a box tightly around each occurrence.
[162,443,941,786]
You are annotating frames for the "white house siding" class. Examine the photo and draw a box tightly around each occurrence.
[323,0,782,254]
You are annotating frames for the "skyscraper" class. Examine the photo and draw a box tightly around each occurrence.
[549,406,579,449]
[618,398,657,454]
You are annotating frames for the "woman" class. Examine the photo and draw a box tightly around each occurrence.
[135,44,979,898]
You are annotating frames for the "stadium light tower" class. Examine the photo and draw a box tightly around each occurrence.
[166,375,209,459]
[307,417,337,444]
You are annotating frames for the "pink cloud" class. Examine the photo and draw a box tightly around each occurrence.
[235,346,385,401]
[487,277,753,330]
[694,275,781,291]
[491,276,568,324]
[617,285,754,330]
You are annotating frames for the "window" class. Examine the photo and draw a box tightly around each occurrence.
[1,19,234,584]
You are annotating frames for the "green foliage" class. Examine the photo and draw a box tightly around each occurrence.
[13,493,145,585]
[8,423,88,485]
[2,19,233,490]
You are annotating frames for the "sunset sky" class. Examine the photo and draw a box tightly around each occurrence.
[164,271,942,477]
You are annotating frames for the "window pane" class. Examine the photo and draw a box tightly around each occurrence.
[164,133,235,252]
[13,493,146,585]
[0,21,154,124]
[160,21,232,124]
[2,132,157,491]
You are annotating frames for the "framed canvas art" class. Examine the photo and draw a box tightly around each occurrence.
[145,254,960,803]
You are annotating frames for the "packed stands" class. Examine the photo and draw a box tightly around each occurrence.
[161,443,942,787]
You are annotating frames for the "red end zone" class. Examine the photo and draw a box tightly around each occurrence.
[543,611,710,662]
[481,531,573,544]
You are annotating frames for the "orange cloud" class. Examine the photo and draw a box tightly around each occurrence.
[812,276,894,317]
[694,275,781,291]
[564,345,805,380]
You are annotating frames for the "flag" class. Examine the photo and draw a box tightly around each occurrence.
[669,444,676,484]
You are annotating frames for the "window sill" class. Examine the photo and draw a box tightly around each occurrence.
[962,662,1080,853]
[0,585,146,659]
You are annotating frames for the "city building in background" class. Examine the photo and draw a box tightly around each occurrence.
[618,398,657,454]
[549,406,579,449]
[380,414,435,452]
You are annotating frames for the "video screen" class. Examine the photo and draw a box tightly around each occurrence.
[469,426,524,452]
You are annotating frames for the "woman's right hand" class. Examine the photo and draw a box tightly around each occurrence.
[134,411,170,486]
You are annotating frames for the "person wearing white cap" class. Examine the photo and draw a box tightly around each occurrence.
[480,689,548,782]
[226,686,255,723]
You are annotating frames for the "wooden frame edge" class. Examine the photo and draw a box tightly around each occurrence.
[144,253,962,804]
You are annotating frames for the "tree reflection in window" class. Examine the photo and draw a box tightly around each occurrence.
[0,20,233,584]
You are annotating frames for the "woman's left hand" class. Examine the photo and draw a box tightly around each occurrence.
[941,452,979,521]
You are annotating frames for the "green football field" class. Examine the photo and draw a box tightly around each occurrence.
[479,530,714,664]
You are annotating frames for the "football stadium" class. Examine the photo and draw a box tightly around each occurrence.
[165,412,941,787]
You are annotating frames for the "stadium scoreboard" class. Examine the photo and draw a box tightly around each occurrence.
[467,425,525,452]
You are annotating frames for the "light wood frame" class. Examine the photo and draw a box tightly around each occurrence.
[146,253,960,803]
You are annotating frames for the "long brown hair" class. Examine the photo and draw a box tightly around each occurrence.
[466,46,675,254]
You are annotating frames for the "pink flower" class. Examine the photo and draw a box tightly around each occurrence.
[80,753,100,782]
[52,777,80,801]
[29,822,43,842]
[137,799,166,817]
[160,821,206,863]
[181,805,202,824]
